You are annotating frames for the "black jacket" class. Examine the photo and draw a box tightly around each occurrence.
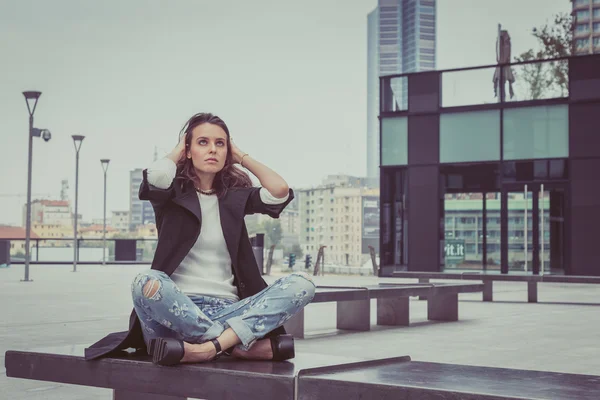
[84,169,294,360]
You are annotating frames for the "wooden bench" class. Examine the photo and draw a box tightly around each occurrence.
[4,345,407,400]
[390,271,600,303]
[298,357,600,400]
[283,283,484,338]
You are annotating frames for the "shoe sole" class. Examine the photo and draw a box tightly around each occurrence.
[147,338,157,356]
[150,338,179,366]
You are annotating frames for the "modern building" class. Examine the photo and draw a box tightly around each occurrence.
[367,0,437,179]
[377,54,600,277]
[298,176,380,267]
[572,0,600,55]
[130,169,155,230]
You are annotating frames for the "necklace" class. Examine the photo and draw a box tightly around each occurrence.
[195,187,216,196]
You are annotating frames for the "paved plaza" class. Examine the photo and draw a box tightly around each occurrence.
[2,264,599,399]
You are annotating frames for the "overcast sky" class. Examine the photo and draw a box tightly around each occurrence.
[0,0,569,226]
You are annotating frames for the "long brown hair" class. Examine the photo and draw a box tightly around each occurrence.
[175,113,252,197]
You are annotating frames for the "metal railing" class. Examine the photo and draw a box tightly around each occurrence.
[380,56,573,113]
[1,237,157,264]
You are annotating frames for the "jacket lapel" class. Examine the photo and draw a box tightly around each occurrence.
[172,182,202,223]
[219,189,245,265]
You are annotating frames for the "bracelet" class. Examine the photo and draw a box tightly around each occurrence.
[240,153,249,167]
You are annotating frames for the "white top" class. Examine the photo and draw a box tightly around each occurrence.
[146,158,288,301]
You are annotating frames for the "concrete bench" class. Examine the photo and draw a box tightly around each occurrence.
[283,283,483,338]
[391,271,600,303]
[8,346,599,400]
[298,357,600,400]
[4,344,407,400]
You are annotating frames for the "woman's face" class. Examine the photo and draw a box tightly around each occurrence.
[186,123,229,175]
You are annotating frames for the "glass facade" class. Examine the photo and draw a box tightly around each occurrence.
[503,105,569,160]
[381,117,408,166]
[440,110,500,163]
[378,53,600,277]
[367,0,437,179]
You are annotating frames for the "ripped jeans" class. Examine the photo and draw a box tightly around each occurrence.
[131,270,316,351]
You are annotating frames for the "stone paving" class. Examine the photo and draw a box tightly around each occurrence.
[2,264,599,399]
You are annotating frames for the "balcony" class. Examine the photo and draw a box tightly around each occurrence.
[380,56,576,113]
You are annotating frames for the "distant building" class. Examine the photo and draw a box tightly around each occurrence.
[298,175,380,267]
[279,209,300,236]
[31,223,72,240]
[571,0,600,55]
[112,211,130,232]
[130,169,155,230]
[79,224,119,239]
[135,223,157,239]
[0,225,40,255]
[23,200,71,227]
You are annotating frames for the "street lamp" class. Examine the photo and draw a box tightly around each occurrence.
[72,135,85,272]
[100,159,110,265]
[22,91,52,282]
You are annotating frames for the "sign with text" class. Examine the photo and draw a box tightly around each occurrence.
[444,239,465,264]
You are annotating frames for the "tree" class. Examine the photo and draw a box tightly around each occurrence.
[262,219,282,248]
[514,12,573,99]
[285,243,303,258]
[513,49,554,100]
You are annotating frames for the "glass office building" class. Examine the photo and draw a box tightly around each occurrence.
[378,54,600,276]
[367,0,436,180]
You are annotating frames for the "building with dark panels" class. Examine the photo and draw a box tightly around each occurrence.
[367,0,437,180]
[378,54,600,277]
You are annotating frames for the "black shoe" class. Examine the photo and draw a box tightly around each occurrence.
[149,338,185,366]
[270,334,295,361]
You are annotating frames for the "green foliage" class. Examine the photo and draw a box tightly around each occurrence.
[514,12,573,98]
[513,49,554,100]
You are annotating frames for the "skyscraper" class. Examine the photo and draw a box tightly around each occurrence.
[367,0,436,180]
[572,0,600,55]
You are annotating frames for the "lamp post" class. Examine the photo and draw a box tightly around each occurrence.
[72,135,85,272]
[100,159,110,265]
[22,91,51,282]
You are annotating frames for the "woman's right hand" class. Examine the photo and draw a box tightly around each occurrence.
[167,134,187,163]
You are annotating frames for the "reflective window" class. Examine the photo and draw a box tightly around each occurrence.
[440,110,501,163]
[503,105,568,160]
[381,117,408,166]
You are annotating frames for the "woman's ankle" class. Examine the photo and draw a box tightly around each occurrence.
[181,341,217,363]
[231,338,273,360]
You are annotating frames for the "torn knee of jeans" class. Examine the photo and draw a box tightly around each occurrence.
[142,279,161,299]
